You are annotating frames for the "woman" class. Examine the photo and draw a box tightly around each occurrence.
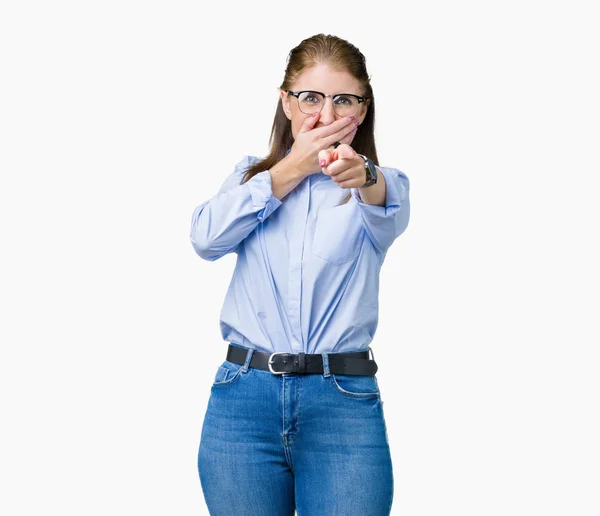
[190,33,410,516]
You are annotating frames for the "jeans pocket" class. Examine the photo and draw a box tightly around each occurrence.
[212,360,244,386]
[329,373,381,399]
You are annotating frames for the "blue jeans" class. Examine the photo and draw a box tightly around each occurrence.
[197,344,394,515]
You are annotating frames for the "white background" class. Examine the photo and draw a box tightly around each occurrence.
[1,1,599,514]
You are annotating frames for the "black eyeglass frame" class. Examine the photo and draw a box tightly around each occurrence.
[286,90,368,114]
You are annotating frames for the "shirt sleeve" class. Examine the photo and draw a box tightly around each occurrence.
[350,165,410,255]
[190,155,283,261]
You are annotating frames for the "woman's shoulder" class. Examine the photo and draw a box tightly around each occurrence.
[376,163,408,176]
[219,155,264,188]
[376,164,410,186]
[234,155,263,170]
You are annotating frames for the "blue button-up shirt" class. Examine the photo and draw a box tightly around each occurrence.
[190,152,410,355]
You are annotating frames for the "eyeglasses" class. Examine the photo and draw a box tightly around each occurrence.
[287,90,368,118]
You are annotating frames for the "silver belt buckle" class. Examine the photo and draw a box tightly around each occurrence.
[268,352,290,375]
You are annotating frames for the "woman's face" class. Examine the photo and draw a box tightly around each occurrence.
[280,62,369,141]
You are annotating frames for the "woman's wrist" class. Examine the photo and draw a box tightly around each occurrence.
[269,155,307,200]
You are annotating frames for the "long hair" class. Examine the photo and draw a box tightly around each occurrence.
[241,33,379,206]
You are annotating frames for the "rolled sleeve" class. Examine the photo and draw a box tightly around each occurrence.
[351,166,410,255]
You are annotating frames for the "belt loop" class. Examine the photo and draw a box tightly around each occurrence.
[368,345,375,362]
[242,347,254,372]
[297,352,306,374]
[321,353,331,377]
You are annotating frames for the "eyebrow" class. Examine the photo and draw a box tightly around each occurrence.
[298,89,363,97]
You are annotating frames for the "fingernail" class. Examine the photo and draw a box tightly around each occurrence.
[349,116,355,121]
[320,159,326,166]
[312,112,318,118]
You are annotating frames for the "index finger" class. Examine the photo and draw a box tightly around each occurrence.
[318,148,336,169]
[318,141,341,168]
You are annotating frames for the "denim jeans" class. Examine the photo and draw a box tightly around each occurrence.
[197,344,394,515]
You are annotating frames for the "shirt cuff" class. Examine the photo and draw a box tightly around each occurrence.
[247,169,283,222]
[351,166,408,217]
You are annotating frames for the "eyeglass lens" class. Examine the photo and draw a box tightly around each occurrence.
[296,91,359,117]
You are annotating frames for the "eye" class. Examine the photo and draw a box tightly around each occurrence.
[334,95,354,106]
[298,91,323,104]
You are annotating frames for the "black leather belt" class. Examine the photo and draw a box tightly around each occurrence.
[226,343,378,376]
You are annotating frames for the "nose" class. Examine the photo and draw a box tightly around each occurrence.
[318,96,338,125]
